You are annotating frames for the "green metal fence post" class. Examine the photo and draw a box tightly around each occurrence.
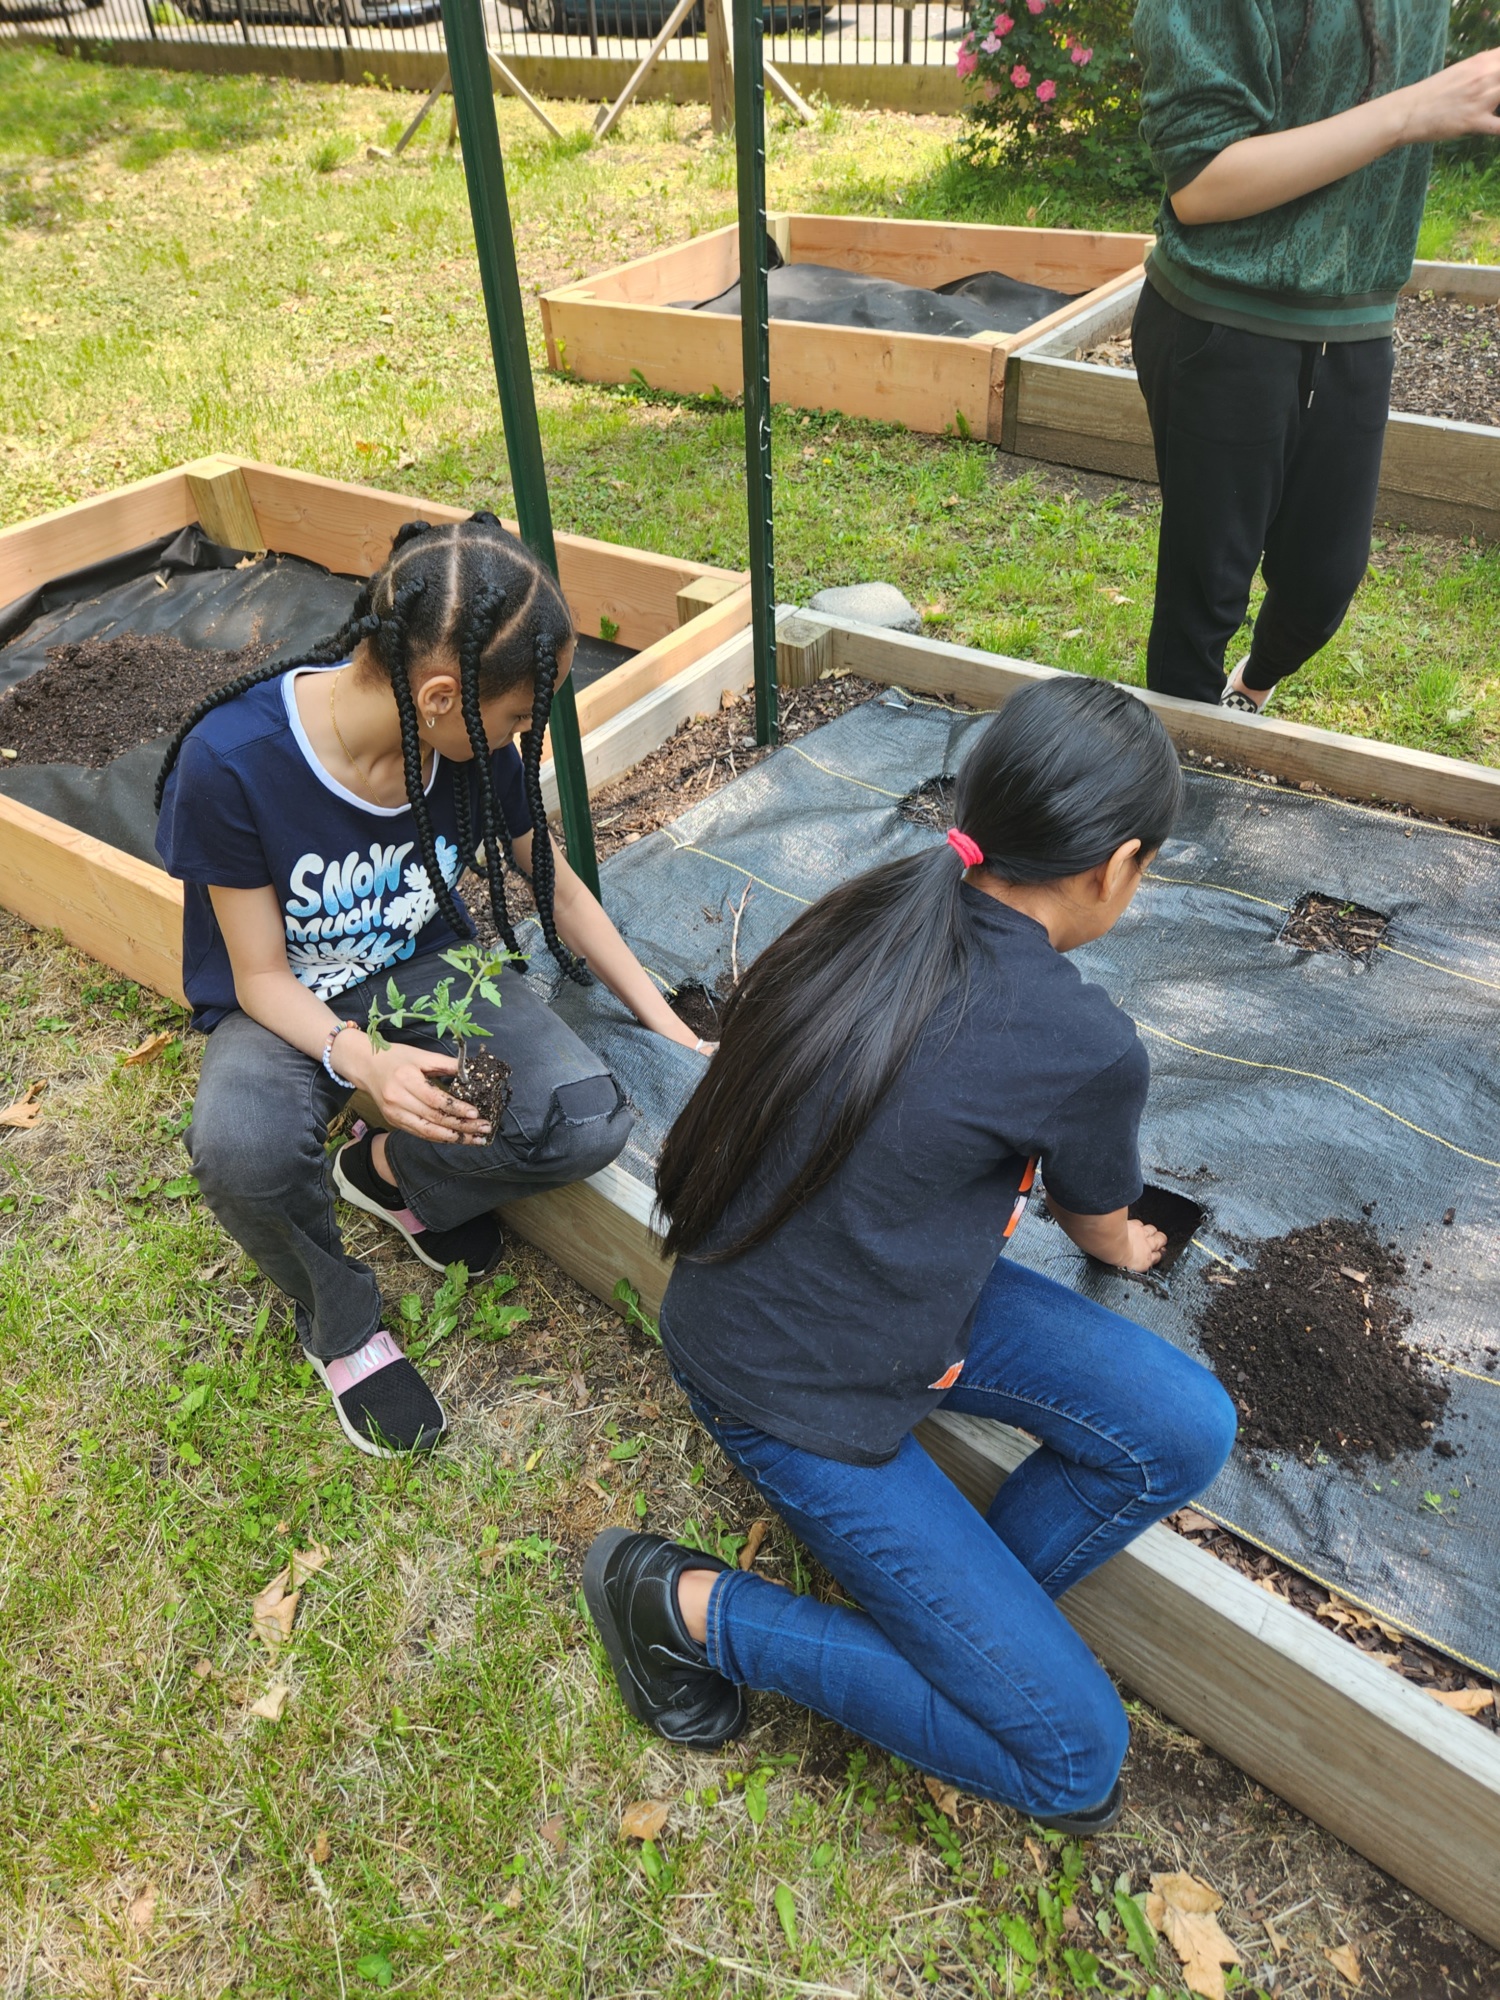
[733,0,778,748]
[440,0,600,896]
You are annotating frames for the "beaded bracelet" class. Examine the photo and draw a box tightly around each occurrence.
[322,1021,356,1090]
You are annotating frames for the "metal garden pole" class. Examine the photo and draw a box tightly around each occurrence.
[732,0,778,746]
[440,0,601,896]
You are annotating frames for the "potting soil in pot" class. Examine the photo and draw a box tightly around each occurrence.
[684,248,1081,340]
[517,692,1500,1678]
[0,528,634,868]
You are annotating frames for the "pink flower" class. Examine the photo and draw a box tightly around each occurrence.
[1010,62,1030,86]
[1070,42,1092,62]
[1036,77,1057,101]
[956,45,979,78]
[993,10,1013,29]
[981,79,999,99]
[980,31,1001,51]
[1025,0,1045,12]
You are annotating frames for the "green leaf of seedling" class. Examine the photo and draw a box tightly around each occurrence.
[439,950,470,973]
[479,980,503,1008]
[608,1438,644,1461]
[1061,1946,1102,1988]
[639,1838,664,1885]
[1113,1890,1157,1971]
[162,1174,198,1200]
[634,1490,647,1518]
[993,1912,1039,1964]
[744,1771,769,1827]
[774,1882,798,1951]
[355,1953,395,1989]
[177,1440,203,1467]
[399,1293,423,1326]
[810,1841,835,1870]
[174,1383,210,1421]
[1038,1884,1062,1938]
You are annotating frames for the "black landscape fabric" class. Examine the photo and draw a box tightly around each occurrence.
[522,694,1500,1679]
[0,534,632,867]
[688,259,1081,340]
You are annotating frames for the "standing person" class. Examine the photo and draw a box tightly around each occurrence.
[156,513,707,1460]
[582,680,1237,1829]
[1132,2,1500,712]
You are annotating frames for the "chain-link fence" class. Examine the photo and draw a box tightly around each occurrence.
[1,0,969,84]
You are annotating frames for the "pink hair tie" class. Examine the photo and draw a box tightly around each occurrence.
[947,828,985,868]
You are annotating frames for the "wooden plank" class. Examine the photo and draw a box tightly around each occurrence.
[785,216,1152,295]
[570,583,753,738]
[0,466,195,607]
[0,794,184,1003]
[1380,409,1500,520]
[816,615,1500,824]
[776,611,833,688]
[1404,258,1500,303]
[501,1161,670,1313]
[917,1410,1500,1952]
[184,455,266,555]
[677,573,747,625]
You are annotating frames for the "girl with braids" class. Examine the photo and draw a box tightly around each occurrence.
[583,679,1237,1830]
[1131,1,1500,710]
[156,514,707,1459]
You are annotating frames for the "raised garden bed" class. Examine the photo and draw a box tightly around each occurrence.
[541,216,1152,443]
[0,454,752,1002]
[1001,259,1500,542]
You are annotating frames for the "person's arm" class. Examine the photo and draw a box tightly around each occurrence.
[514,833,705,1054]
[1174,49,1500,225]
[1047,1200,1165,1274]
[208,884,489,1144]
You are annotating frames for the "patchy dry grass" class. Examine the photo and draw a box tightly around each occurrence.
[3,911,1498,1999]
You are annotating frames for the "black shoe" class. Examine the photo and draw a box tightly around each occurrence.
[308,1329,447,1458]
[583,1529,748,1749]
[1033,1779,1124,1836]
[333,1128,503,1278]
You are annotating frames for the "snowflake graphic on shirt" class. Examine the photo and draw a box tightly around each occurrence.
[282,835,461,1000]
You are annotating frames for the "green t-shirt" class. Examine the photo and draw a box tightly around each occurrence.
[1134,0,1450,342]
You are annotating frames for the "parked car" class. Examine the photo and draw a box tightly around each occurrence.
[178,0,443,24]
[516,0,823,33]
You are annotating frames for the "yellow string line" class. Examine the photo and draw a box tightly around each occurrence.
[664,835,813,905]
[1190,1237,1240,1268]
[1146,871,1291,913]
[789,744,911,801]
[1376,942,1500,995]
[1185,1507,1500,1678]
[1136,1021,1500,1172]
[1186,761,1500,848]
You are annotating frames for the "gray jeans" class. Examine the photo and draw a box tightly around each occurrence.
[188,953,634,1361]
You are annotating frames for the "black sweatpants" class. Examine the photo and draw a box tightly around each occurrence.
[1132,278,1394,705]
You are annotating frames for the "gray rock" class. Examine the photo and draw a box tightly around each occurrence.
[807,581,922,634]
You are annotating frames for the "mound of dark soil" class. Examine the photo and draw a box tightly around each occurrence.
[0,633,277,768]
[1279,891,1389,962]
[1197,1218,1449,1463]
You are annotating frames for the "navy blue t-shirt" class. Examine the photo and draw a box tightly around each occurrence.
[156,664,531,1030]
[661,891,1148,1465]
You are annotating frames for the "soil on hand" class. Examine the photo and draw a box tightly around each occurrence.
[446,1046,511,1129]
[1279,891,1390,962]
[669,980,728,1043]
[1085,291,1500,428]
[1129,1183,1206,1275]
[1197,1218,1449,1463]
[0,633,278,768]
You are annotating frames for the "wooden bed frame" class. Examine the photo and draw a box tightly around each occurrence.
[541,217,1153,443]
[1002,259,1500,542]
[3,484,1498,1944]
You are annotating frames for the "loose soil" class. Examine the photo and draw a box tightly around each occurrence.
[447,1044,511,1128]
[1196,1218,1450,1464]
[1280,890,1391,962]
[1129,1182,1207,1274]
[0,632,278,767]
[668,978,730,1043]
[1084,290,1500,428]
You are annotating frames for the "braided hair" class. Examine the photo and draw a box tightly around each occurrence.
[1284,0,1384,106]
[156,510,589,985]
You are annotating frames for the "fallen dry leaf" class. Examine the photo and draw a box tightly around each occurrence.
[1147,1874,1240,2000]
[193,1658,214,1680]
[0,1081,46,1130]
[128,1881,157,1934]
[251,1572,299,1652]
[248,1681,290,1721]
[1174,1509,1216,1535]
[739,1519,769,1571]
[119,1030,173,1067]
[501,1883,523,1909]
[1023,1835,1046,1874]
[1324,1941,1362,1986]
[619,1799,669,1842]
[289,1544,331,1588]
[1263,1918,1286,1958]
[310,1831,332,1864]
[538,1813,567,1854]
[921,1774,961,1820]
[1429,1685,1495,1715]
[1101,586,1133,604]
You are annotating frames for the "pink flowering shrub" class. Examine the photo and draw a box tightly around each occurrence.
[957,0,1152,193]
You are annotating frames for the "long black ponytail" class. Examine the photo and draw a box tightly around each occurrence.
[657,677,1182,1261]
[156,511,588,984]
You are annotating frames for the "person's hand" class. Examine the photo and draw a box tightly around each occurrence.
[1398,50,1500,147]
[351,1039,490,1146]
[1118,1219,1168,1273]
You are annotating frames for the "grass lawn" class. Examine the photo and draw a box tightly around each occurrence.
[3,47,1500,1999]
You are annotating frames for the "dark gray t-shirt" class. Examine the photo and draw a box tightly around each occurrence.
[660,891,1148,1465]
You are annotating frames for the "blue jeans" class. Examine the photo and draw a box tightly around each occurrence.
[678,1257,1236,1818]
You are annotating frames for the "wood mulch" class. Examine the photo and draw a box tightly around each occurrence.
[1084,290,1500,429]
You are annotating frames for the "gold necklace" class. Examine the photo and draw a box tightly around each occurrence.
[329,668,431,790]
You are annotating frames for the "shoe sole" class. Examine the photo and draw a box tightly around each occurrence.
[306,1351,447,1460]
[332,1143,448,1275]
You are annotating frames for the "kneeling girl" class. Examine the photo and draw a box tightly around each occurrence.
[157,513,702,1459]
[584,677,1237,1827]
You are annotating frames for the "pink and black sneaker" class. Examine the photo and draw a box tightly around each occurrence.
[308,1328,447,1458]
[333,1126,504,1279]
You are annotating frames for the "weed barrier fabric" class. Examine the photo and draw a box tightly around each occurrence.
[0,532,632,868]
[686,261,1082,340]
[523,695,1500,1677]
